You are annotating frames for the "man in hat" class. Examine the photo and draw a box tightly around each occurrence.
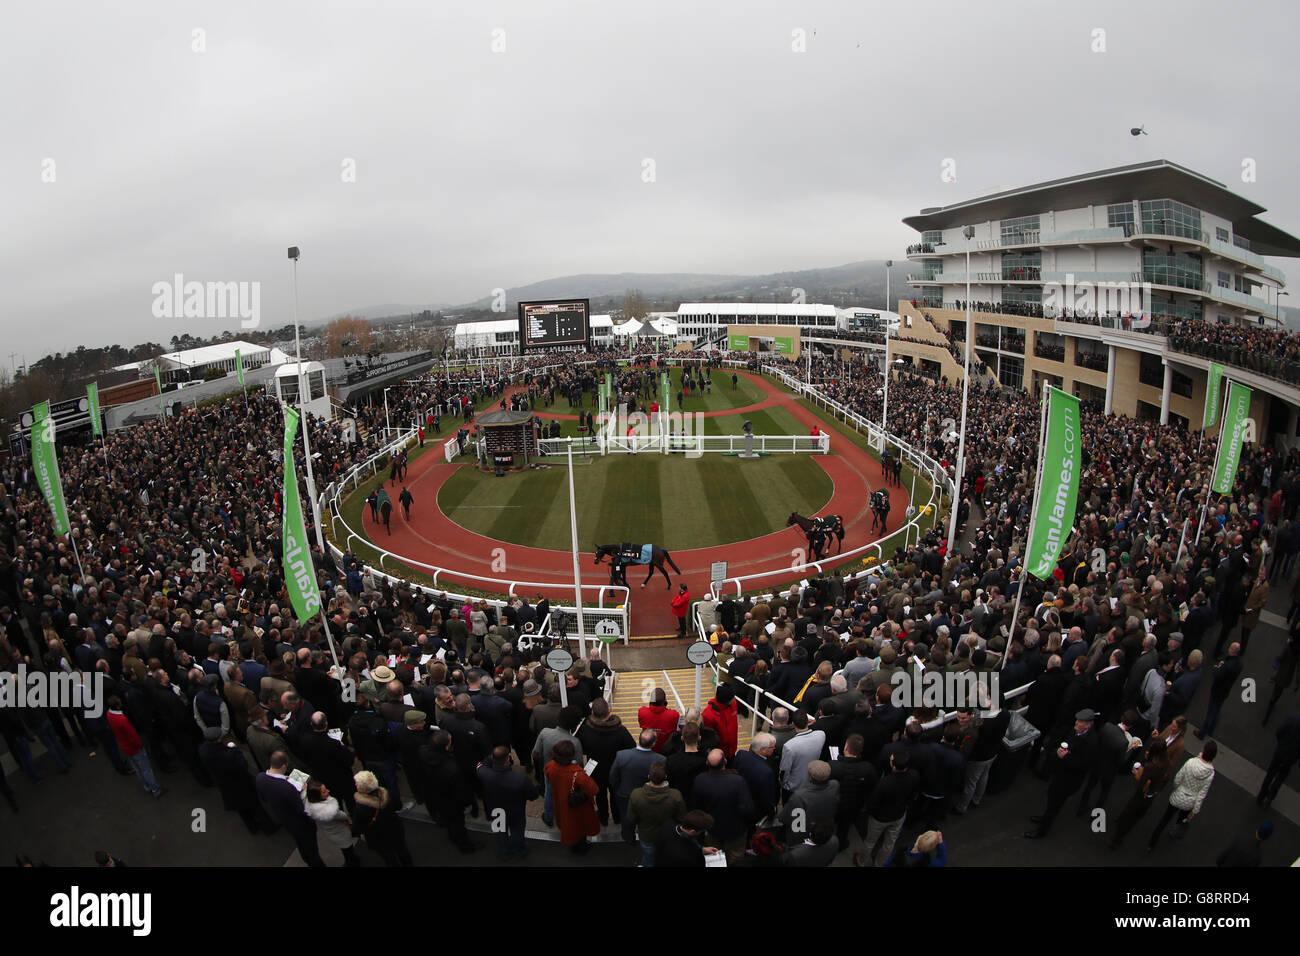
[359,664,395,704]
[1024,709,1098,839]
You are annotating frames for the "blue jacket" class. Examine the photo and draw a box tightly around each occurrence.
[478,762,540,825]
[238,660,268,697]
[609,746,665,799]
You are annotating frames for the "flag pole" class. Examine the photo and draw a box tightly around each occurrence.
[93,381,109,470]
[1004,381,1052,667]
[567,439,587,657]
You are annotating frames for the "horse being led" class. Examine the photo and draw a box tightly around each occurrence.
[786,512,844,560]
[594,542,682,589]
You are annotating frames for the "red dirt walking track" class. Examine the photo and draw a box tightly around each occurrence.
[356,371,910,637]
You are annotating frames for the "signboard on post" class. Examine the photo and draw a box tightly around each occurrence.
[710,561,728,583]
[544,647,574,674]
[687,640,715,709]
[686,641,715,665]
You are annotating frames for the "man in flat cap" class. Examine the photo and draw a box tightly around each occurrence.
[1024,708,1098,839]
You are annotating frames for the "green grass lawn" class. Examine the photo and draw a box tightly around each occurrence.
[438,453,833,551]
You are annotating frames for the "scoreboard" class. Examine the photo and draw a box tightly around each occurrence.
[518,298,590,351]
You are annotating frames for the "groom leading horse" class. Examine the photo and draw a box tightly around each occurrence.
[594,542,682,589]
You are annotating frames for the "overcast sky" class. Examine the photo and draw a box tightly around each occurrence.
[5,0,1300,363]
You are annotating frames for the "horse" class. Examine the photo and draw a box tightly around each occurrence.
[787,512,844,559]
[594,542,682,589]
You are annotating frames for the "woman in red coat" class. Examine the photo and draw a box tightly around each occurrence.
[545,739,600,853]
[702,685,740,758]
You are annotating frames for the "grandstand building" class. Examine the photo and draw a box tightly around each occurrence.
[896,159,1300,443]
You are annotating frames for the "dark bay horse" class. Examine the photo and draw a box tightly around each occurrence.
[594,543,682,589]
[786,512,844,559]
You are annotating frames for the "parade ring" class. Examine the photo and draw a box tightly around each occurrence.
[336,370,926,636]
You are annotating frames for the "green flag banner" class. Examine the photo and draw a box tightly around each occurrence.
[728,333,749,351]
[281,407,322,624]
[1211,381,1252,496]
[32,401,71,536]
[86,383,102,437]
[661,372,671,414]
[1203,363,1224,428]
[235,348,245,387]
[1025,386,1082,580]
[774,336,794,355]
[154,365,163,413]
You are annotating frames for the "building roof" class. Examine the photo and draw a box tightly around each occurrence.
[676,303,838,317]
[157,340,273,370]
[903,159,1300,257]
[476,409,533,427]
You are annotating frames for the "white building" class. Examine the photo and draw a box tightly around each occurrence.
[674,303,840,345]
[453,318,519,354]
[115,340,292,383]
[895,158,1300,435]
[904,158,1292,326]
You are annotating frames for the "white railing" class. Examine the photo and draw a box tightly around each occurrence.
[319,427,632,648]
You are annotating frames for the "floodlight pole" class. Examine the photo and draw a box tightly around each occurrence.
[947,225,976,551]
[291,252,325,555]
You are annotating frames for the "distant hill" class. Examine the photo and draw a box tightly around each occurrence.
[441,259,923,324]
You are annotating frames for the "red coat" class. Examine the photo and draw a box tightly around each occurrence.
[106,709,142,757]
[671,590,690,620]
[638,703,680,753]
[545,761,600,845]
[702,698,739,758]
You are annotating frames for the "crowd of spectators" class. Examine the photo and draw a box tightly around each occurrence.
[1,338,1298,867]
